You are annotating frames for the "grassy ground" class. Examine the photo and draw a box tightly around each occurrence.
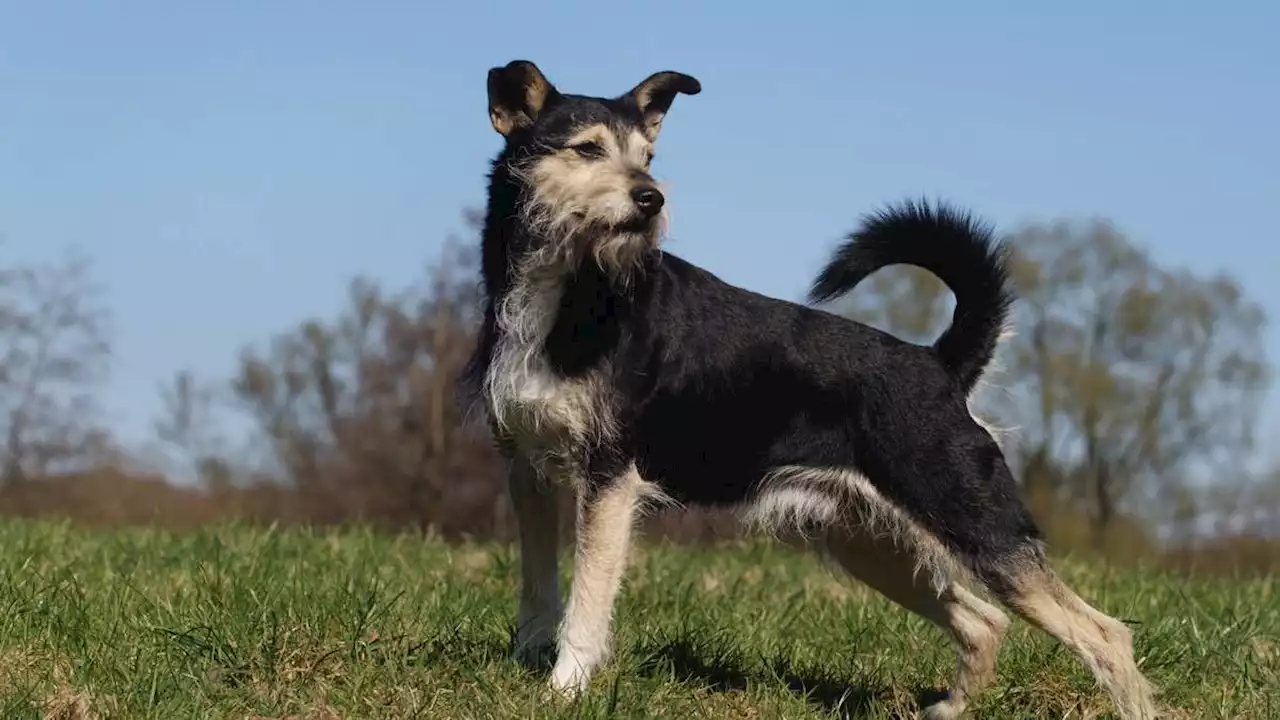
[1,521,1276,719]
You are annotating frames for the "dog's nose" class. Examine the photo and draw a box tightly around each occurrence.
[631,185,665,217]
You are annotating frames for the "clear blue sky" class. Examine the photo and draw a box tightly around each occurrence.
[2,2,1277,462]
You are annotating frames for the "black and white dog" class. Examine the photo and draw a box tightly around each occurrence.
[461,60,1157,719]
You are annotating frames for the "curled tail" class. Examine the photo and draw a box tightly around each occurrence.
[808,199,1014,395]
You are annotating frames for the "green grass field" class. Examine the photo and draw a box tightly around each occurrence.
[1,521,1276,719]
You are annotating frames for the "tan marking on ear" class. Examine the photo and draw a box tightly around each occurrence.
[490,108,519,136]
[631,87,666,139]
[489,79,550,134]
[524,71,552,116]
[627,71,700,140]
[632,83,660,115]
[623,130,655,167]
[488,61,556,136]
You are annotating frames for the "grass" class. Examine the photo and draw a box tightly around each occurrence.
[0,520,1276,719]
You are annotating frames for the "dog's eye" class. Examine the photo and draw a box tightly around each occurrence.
[569,141,605,159]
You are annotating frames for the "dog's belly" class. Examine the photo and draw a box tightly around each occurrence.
[634,443,765,507]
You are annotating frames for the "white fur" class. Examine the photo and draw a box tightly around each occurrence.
[741,465,967,594]
[550,466,669,695]
[485,124,669,472]
[484,255,608,460]
[739,486,842,533]
[965,324,1019,450]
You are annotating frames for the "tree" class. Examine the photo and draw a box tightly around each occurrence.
[835,217,1270,547]
[1007,219,1267,546]
[226,214,503,532]
[152,369,235,490]
[0,250,112,485]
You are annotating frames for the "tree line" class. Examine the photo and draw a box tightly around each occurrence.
[1,211,1276,573]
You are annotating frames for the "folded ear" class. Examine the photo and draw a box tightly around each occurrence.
[487,60,559,136]
[626,71,701,139]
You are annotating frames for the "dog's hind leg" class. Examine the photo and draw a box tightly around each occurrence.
[508,455,562,667]
[824,523,1009,720]
[982,549,1158,720]
[549,464,647,695]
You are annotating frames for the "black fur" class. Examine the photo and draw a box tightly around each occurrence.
[463,89,1043,588]
[464,64,1158,719]
[808,200,1015,396]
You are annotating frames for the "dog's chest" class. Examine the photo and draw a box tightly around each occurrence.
[495,344,598,437]
[484,278,611,451]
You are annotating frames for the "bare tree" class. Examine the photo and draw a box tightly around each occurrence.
[227,214,503,532]
[0,250,112,484]
[153,369,235,490]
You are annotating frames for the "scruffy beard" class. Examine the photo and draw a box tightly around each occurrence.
[514,188,666,288]
[585,221,664,286]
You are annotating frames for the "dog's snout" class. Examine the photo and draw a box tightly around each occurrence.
[631,185,665,217]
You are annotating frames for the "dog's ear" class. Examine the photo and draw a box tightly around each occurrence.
[487,60,559,137]
[626,71,701,139]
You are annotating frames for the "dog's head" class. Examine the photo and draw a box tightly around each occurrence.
[486,60,700,282]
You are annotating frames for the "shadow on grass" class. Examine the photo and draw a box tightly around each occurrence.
[406,622,513,669]
[634,636,947,719]
[416,623,950,717]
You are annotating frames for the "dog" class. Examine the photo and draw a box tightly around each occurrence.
[460,59,1159,720]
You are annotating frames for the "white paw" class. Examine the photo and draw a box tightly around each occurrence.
[548,653,594,697]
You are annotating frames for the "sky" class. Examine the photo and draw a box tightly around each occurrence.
[1,1,1278,464]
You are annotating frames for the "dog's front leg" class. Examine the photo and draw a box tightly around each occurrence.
[549,464,646,696]
[508,455,562,667]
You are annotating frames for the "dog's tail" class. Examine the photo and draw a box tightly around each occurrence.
[807,199,1014,395]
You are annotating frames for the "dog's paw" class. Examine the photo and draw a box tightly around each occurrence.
[512,610,560,669]
[547,656,593,698]
[511,636,556,669]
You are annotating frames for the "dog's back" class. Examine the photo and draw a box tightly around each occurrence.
[533,208,1040,570]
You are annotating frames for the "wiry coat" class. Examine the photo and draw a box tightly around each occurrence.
[462,59,1159,720]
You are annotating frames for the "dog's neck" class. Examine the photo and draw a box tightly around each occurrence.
[486,223,646,343]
